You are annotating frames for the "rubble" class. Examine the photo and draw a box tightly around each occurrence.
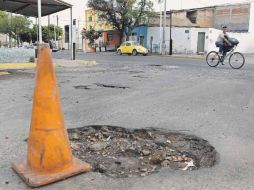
[68,125,217,178]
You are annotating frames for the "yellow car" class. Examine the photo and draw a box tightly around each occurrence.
[117,41,148,56]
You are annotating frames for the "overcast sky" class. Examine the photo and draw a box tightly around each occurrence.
[41,0,253,28]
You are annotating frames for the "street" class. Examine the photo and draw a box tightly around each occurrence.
[1,52,254,190]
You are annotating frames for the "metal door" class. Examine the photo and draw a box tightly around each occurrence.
[197,32,205,53]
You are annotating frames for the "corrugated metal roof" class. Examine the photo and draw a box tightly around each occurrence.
[0,0,72,17]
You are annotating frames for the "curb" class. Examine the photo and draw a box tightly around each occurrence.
[0,60,97,70]
[0,71,10,76]
[150,54,205,60]
[0,63,36,70]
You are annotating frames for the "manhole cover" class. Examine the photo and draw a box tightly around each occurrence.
[68,126,217,178]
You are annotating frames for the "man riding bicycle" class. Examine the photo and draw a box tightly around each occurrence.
[215,26,233,64]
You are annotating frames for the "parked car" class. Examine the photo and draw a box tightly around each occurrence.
[117,41,148,56]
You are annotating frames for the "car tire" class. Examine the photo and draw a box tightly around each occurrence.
[117,50,122,55]
[143,53,147,56]
[132,49,138,56]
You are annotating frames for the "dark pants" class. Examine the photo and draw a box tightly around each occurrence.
[216,42,224,54]
[216,42,231,57]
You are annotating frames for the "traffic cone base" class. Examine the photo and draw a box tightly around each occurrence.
[12,157,91,187]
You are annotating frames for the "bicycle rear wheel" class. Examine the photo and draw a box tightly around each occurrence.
[229,52,245,69]
[206,51,220,67]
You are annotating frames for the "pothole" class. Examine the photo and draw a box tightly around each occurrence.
[95,83,130,89]
[68,125,217,178]
[132,75,150,79]
[149,64,163,67]
[128,71,145,74]
[74,85,91,90]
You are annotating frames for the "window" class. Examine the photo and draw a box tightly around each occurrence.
[185,30,190,33]
[126,43,131,46]
[107,34,113,41]
[88,16,92,22]
[186,10,197,24]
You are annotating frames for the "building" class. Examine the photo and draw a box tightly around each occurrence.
[129,25,148,48]
[85,9,113,31]
[147,2,254,54]
[84,9,122,52]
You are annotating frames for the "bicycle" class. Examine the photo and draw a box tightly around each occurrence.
[206,45,245,69]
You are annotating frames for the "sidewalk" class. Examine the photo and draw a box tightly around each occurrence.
[0,59,97,70]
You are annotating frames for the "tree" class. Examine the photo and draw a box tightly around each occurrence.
[87,0,154,41]
[81,28,101,48]
[0,11,32,46]
[29,24,63,43]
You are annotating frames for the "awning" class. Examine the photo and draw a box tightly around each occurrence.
[0,0,72,17]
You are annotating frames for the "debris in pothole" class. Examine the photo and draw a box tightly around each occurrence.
[68,125,217,178]
[74,85,91,90]
[95,83,129,89]
[182,159,195,171]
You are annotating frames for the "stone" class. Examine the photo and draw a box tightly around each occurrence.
[153,136,167,146]
[140,168,148,172]
[70,142,80,150]
[90,142,108,151]
[161,160,170,167]
[97,164,107,173]
[150,150,166,164]
[70,133,79,140]
[141,150,151,156]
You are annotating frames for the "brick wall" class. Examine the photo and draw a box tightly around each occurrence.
[148,3,250,32]
[148,8,214,28]
[214,4,250,32]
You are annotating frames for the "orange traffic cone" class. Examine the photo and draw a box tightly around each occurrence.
[12,45,91,187]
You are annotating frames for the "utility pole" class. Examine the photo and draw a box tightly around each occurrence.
[169,10,173,55]
[38,0,42,44]
[48,15,50,42]
[159,1,162,54]
[162,0,167,55]
[56,15,60,49]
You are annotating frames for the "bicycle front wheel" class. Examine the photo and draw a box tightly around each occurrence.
[206,51,220,67]
[229,52,245,69]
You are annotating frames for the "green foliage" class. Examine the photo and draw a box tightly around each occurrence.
[29,57,35,63]
[87,0,154,38]
[0,11,62,44]
[30,24,63,43]
[0,11,32,45]
[81,28,102,47]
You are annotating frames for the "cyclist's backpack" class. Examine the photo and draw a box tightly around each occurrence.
[229,38,239,45]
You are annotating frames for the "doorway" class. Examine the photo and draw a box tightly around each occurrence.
[197,32,205,53]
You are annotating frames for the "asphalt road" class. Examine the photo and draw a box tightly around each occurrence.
[1,51,254,190]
